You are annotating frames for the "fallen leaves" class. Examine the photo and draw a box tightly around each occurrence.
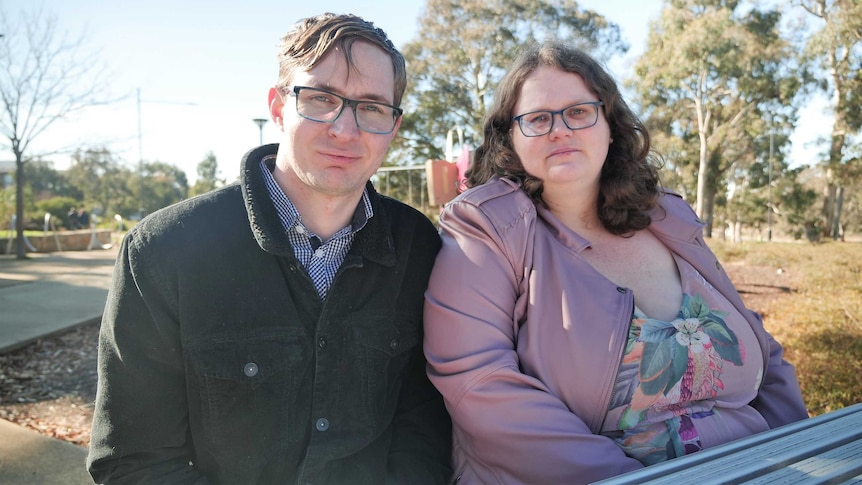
[0,323,99,448]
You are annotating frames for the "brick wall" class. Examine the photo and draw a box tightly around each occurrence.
[1,230,113,253]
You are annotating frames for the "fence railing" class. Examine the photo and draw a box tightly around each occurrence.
[373,165,429,214]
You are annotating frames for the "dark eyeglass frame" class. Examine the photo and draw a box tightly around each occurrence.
[284,85,403,135]
[511,101,605,137]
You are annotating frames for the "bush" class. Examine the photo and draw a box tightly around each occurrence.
[35,197,79,230]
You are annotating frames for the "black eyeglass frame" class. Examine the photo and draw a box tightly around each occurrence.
[511,101,605,137]
[284,85,403,135]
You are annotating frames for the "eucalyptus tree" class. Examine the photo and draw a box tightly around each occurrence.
[633,0,803,237]
[796,0,862,240]
[141,161,188,215]
[189,151,223,197]
[65,148,138,219]
[394,0,628,165]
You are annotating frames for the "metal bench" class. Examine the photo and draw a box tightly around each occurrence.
[595,402,862,484]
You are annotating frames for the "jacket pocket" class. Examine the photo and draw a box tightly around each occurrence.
[350,315,420,425]
[186,331,307,465]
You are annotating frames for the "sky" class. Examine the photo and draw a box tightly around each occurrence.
[6,0,829,184]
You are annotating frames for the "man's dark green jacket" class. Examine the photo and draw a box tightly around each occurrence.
[87,144,452,484]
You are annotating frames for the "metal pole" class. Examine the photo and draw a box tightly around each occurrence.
[137,88,144,217]
[768,131,773,242]
[253,118,268,145]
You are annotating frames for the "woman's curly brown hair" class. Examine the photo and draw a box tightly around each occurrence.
[467,41,662,235]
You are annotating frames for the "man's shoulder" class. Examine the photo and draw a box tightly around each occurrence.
[374,192,436,231]
[130,184,244,246]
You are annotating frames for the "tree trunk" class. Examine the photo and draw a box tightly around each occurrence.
[702,185,715,237]
[831,185,844,240]
[15,153,27,260]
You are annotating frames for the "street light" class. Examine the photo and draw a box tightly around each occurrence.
[253,118,268,145]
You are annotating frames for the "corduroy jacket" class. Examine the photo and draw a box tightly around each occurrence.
[88,144,451,484]
[424,177,807,484]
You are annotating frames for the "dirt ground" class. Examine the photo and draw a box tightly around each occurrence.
[0,263,790,449]
[0,323,98,447]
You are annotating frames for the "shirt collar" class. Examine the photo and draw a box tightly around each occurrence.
[260,156,373,238]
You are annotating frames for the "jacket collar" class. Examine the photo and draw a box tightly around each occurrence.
[647,190,705,244]
[240,144,396,267]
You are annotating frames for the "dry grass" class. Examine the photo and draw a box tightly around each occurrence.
[709,239,862,416]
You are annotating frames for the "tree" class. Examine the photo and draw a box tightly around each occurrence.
[142,161,188,213]
[0,5,112,258]
[65,148,137,220]
[633,0,804,237]
[796,0,862,240]
[189,151,223,197]
[394,0,627,166]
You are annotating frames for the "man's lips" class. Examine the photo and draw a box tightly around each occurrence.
[320,150,361,164]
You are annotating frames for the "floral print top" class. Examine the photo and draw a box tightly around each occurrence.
[601,254,768,465]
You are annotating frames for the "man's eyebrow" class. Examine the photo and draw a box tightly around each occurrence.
[313,83,394,104]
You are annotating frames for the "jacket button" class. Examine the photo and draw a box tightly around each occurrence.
[317,337,327,349]
[243,362,259,377]
[616,287,626,294]
[315,418,330,431]
[389,338,399,351]
[715,260,721,270]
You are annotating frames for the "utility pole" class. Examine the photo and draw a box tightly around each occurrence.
[767,130,773,242]
[137,88,196,218]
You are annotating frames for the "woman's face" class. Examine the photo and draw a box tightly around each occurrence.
[511,66,611,195]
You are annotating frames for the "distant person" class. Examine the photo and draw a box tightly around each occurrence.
[77,208,90,229]
[87,13,451,484]
[423,41,808,484]
[67,207,80,230]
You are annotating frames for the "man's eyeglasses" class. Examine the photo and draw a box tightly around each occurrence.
[285,86,403,135]
[512,101,604,137]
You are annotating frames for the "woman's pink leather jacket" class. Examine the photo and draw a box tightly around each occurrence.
[424,178,808,484]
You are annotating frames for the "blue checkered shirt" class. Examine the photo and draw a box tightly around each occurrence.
[260,156,372,299]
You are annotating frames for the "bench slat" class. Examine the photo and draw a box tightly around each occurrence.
[596,403,862,484]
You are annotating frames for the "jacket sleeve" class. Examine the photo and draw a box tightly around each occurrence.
[386,220,453,484]
[747,310,809,427]
[386,343,454,484]
[87,232,208,484]
[424,198,642,485]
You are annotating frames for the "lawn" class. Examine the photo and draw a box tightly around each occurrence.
[708,239,862,417]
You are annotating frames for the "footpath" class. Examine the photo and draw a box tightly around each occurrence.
[0,246,118,485]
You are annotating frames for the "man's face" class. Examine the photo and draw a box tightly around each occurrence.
[268,41,401,202]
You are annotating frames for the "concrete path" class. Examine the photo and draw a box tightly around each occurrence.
[0,246,118,484]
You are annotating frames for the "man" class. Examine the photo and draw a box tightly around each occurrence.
[87,13,451,484]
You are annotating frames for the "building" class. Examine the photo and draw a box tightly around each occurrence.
[0,160,14,189]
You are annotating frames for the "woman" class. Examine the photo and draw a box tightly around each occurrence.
[423,41,808,484]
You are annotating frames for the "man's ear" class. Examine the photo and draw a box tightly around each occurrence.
[268,87,284,129]
[389,115,403,142]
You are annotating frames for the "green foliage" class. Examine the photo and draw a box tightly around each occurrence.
[395,0,628,165]
[0,186,18,231]
[141,162,189,215]
[633,0,803,236]
[796,0,862,238]
[65,148,138,218]
[35,196,78,229]
[189,151,224,197]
